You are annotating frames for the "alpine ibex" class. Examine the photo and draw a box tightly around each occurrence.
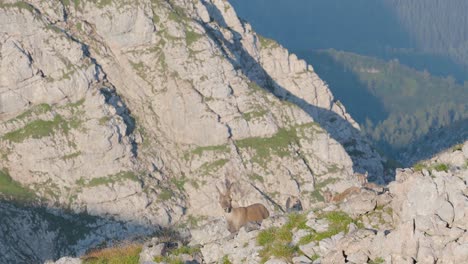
[217,179,270,233]
[355,171,368,186]
[323,187,362,203]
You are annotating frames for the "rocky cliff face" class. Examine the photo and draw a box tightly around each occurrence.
[2,0,388,262]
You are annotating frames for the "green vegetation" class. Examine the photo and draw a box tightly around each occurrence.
[2,101,85,143]
[198,159,228,175]
[186,215,206,228]
[0,169,36,201]
[298,211,362,245]
[258,35,279,49]
[99,116,111,126]
[158,188,173,201]
[190,144,229,156]
[433,163,449,172]
[0,1,34,12]
[369,257,385,264]
[221,255,232,264]
[82,243,142,264]
[236,123,318,167]
[62,151,82,161]
[76,171,139,188]
[256,213,308,263]
[413,162,426,172]
[185,30,203,46]
[153,245,201,264]
[3,116,66,143]
[242,110,268,121]
[308,178,337,202]
[10,103,52,122]
[130,61,148,81]
[413,162,449,173]
[170,176,187,191]
[248,173,264,183]
[88,0,112,9]
[236,128,295,167]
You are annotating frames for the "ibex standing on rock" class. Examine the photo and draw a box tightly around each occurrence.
[356,171,368,186]
[217,179,270,233]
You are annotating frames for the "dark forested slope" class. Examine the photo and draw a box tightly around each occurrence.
[308,50,468,164]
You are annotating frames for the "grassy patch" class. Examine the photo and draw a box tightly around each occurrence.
[315,211,361,241]
[198,159,228,175]
[185,30,203,46]
[221,255,232,264]
[3,112,83,143]
[170,176,187,191]
[242,110,268,122]
[190,144,229,156]
[98,116,111,126]
[236,123,320,167]
[62,151,82,161]
[413,162,427,172]
[0,169,36,201]
[154,245,201,264]
[89,0,112,8]
[258,35,279,49]
[186,215,206,228]
[77,171,139,187]
[236,128,295,167]
[3,116,63,143]
[82,243,142,264]
[248,173,264,183]
[414,162,450,173]
[433,163,449,172]
[369,257,385,264]
[10,103,52,122]
[257,213,308,263]
[0,1,34,12]
[158,188,174,201]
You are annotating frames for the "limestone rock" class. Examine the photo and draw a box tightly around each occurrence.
[45,257,82,264]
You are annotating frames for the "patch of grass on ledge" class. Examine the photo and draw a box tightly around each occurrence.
[0,169,36,201]
[77,171,140,188]
[298,211,363,245]
[236,127,296,167]
[0,1,34,12]
[413,162,449,173]
[2,114,82,143]
[82,243,142,264]
[258,35,279,49]
[185,30,203,46]
[154,245,201,264]
[257,213,307,263]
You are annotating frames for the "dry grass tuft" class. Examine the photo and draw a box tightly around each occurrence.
[82,243,142,264]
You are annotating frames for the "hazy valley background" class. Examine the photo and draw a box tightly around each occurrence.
[230,0,468,165]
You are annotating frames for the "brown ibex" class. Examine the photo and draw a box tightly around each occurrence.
[355,171,368,186]
[322,187,362,203]
[217,179,270,233]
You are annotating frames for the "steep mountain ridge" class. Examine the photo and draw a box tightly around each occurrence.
[0,0,386,262]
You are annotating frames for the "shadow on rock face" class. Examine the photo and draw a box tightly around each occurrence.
[0,200,160,264]
[198,1,393,183]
